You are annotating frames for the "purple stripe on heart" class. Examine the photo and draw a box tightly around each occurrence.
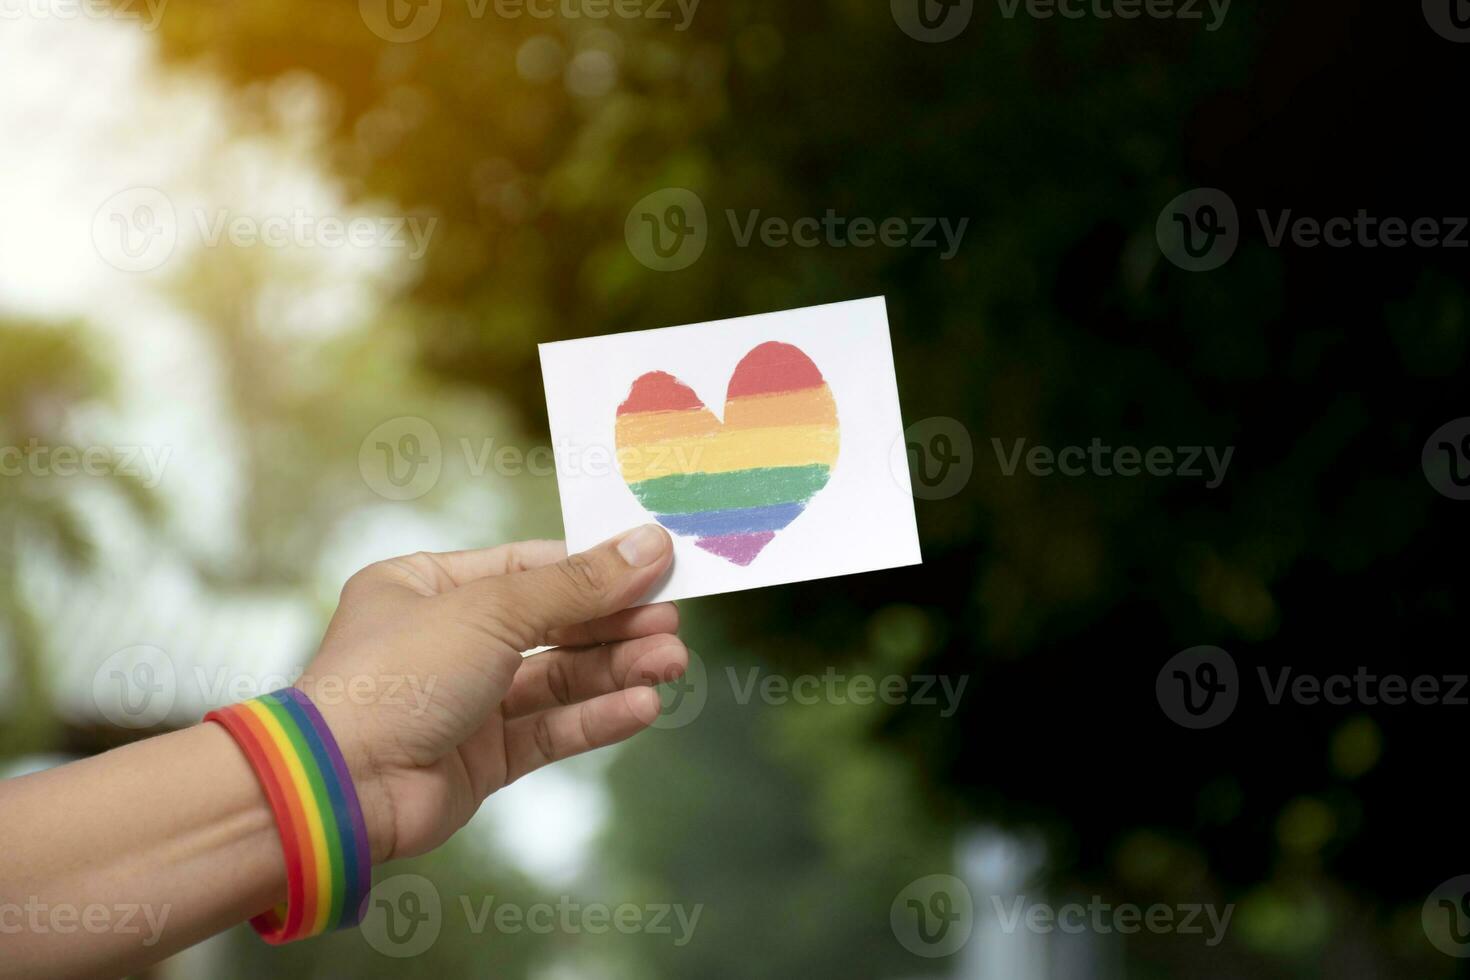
[695,532,777,566]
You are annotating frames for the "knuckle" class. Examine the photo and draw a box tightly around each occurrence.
[390,551,454,592]
[503,543,533,575]
[557,553,607,595]
[340,564,381,599]
[578,703,596,748]
[530,714,557,765]
[506,540,557,574]
[547,658,575,706]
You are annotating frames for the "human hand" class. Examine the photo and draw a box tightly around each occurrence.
[298,525,684,864]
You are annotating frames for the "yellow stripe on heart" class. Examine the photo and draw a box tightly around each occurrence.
[617,424,840,483]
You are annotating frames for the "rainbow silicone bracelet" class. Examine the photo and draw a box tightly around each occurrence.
[205,688,373,944]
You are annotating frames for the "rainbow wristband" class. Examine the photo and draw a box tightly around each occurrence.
[205,688,373,944]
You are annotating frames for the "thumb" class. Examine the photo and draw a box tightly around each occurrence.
[458,524,673,650]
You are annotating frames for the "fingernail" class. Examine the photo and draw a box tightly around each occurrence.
[617,524,668,567]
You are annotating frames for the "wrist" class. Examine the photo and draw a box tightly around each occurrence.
[296,686,397,864]
[204,689,380,942]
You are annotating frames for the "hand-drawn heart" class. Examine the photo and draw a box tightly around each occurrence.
[615,341,840,566]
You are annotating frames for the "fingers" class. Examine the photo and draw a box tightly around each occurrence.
[456,524,674,651]
[501,633,688,719]
[426,539,567,583]
[503,686,664,784]
[353,540,568,596]
[544,601,680,649]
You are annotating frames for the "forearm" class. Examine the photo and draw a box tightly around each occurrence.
[0,723,285,979]
[0,530,680,977]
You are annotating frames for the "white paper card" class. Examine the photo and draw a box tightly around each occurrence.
[538,296,922,603]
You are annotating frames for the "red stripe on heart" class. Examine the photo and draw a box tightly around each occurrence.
[616,371,705,415]
[725,342,828,398]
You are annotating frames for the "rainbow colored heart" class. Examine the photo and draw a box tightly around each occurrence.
[615,342,840,566]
